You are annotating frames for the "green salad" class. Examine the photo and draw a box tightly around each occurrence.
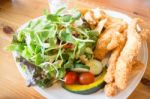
[7,8,103,88]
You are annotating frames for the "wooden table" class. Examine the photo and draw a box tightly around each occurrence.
[0,0,150,99]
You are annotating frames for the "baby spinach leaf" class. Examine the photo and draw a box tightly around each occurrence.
[6,43,25,53]
[35,54,45,65]
[58,68,66,79]
[49,37,57,48]
[39,31,49,42]
[87,30,99,41]
[76,42,86,58]
[17,31,25,42]
[59,27,75,43]
[47,14,60,22]
[22,46,33,59]
[64,58,74,69]
[62,15,72,22]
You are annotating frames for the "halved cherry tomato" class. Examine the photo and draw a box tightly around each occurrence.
[79,72,95,85]
[64,71,78,85]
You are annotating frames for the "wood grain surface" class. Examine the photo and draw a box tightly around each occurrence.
[0,0,150,99]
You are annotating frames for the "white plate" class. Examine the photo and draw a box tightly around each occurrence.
[13,9,148,99]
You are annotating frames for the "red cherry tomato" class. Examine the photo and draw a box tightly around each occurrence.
[64,71,78,85]
[63,43,73,49]
[79,72,95,85]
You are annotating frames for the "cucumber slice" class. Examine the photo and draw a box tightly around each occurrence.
[86,59,103,75]
[71,63,90,72]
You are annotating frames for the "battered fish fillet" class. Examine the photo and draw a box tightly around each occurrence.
[104,83,118,96]
[104,60,143,96]
[84,8,106,26]
[105,16,127,33]
[95,18,107,34]
[94,18,127,60]
[104,31,127,83]
[129,60,144,80]
[104,31,126,96]
[115,18,143,90]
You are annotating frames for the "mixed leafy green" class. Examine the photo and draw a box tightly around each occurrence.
[7,8,99,88]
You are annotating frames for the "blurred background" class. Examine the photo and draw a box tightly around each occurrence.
[0,0,149,29]
[0,0,150,99]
